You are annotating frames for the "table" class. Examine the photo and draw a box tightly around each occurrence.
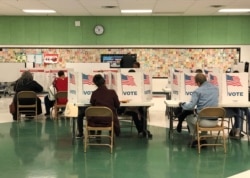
[164,100,250,141]
[164,100,179,140]
[72,101,154,143]
[162,88,171,116]
[120,102,154,139]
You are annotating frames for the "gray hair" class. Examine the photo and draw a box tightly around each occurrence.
[18,71,33,84]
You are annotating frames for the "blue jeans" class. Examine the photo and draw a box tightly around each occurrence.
[225,108,242,130]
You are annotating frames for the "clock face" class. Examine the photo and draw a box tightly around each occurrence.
[94,25,104,35]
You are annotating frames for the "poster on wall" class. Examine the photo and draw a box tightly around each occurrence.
[0,48,241,77]
[43,54,59,64]
[15,52,27,62]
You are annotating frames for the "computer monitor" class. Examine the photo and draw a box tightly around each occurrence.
[100,54,137,68]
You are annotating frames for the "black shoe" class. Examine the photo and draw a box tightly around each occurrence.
[200,140,208,144]
[190,140,198,148]
[200,140,208,149]
[76,134,84,139]
[189,140,207,148]
[138,132,144,137]
[229,129,235,137]
[176,122,182,133]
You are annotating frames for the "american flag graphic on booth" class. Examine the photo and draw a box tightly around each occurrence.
[173,74,178,85]
[69,73,75,84]
[209,74,218,86]
[104,74,109,85]
[226,75,242,86]
[144,74,150,85]
[121,74,136,86]
[82,74,93,85]
[184,74,196,86]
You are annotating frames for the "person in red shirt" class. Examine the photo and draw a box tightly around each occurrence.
[44,70,68,116]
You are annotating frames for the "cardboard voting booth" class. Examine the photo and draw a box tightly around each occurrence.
[67,69,152,104]
[111,70,152,102]
[207,72,222,102]
[168,68,191,86]
[143,72,152,101]
[220,73,248,103]
[78,72,97,104]
[203,68,221,75]
[92,70,116,89]
[170,72,181,101]
[67,71,113,104]
[171,72,198,102]
[44,69,68,91]
[20,68,69,91]
[67,71,78,104]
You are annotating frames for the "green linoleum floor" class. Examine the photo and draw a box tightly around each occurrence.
[0,118,250,178]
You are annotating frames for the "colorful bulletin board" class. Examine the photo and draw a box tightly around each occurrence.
[0,48,240,78]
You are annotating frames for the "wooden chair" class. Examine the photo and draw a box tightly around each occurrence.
[16,91,38,120]
[84,106,114,153]
[196,107,226,154]
[52,91,68,119]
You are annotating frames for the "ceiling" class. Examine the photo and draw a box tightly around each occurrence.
[0,0,250,16]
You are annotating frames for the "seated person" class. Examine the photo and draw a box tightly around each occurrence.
[76,74,120,138]
[180,73,219,146]
[224,108,243,138]
[117,106,145,136]
[120,52,137,68]
[174,69,203,133]
[119,61,149,136]
[44,70,68,116]
[76,106,87,138]
[225,70,245,139]
[12,71,43,120]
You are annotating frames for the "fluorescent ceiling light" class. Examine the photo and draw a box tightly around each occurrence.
[23,9,56,13]
[219,9,250,13]
[121,9,152,13]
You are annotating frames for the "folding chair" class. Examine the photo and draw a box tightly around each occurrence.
[196,107,226,154]
[84,106,114,153]
[52,91,68,119]
[16,91,38,120]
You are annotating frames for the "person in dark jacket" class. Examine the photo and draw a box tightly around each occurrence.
[76,74,120,138]
[90,74,121,136]
[12,71,43,120]
[120,52,137,68]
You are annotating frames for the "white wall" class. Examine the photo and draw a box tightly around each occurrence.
[239,45,250,62]
[152,78,168,93]
[0,63,25,82]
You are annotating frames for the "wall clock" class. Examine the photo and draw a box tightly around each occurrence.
[94,25,104,35]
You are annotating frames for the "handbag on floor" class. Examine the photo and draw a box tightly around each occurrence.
[9,101,15,114]
[48,85,56,101]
